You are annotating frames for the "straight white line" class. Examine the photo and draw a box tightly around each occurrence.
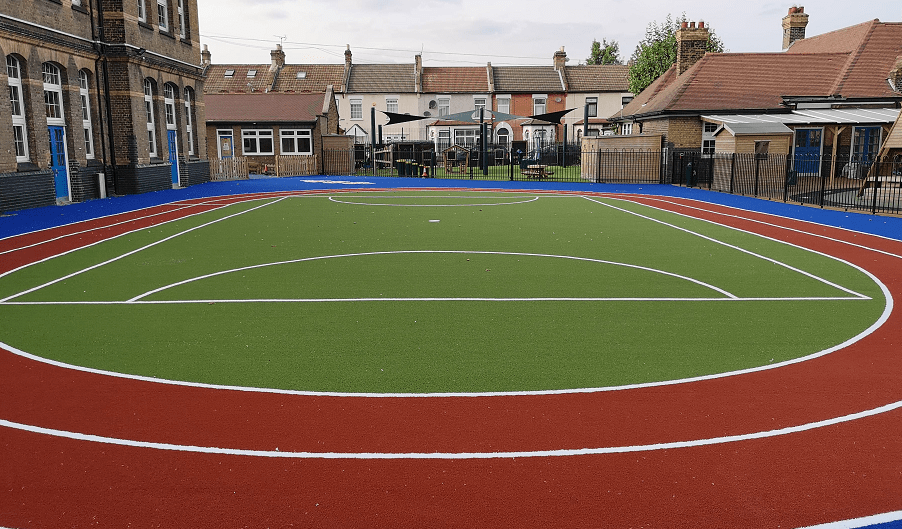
[0,197,289,303]
[1,202,212,257]
[328,196,540,206]
[630,195,902,261]
[127,250,738,302]
[2,399,901,459]
[797,510,902,529]
[0,296,869,306]
[583,196,871,299]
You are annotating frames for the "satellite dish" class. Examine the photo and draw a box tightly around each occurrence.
[429,100,437,109]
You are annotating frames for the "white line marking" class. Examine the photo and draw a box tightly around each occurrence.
[583,196,871,299]
[2,399,902,459]
[1,297,870,306]
[797,510,902,529]
[126,250,738,302]
[328,196,540,206]
[0,197,289,303]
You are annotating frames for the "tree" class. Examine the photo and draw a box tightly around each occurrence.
[587,38,622,65]
[628,14,725,95]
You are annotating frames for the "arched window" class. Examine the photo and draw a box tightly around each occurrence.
[163,83,177,130]
[184,86,195,155]
[144,78,158,157]
[6,55,30,162]
[496,126,510,147]
[79,70,94,159]
[42,63,65,125]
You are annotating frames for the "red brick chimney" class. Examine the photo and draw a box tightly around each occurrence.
[782,6,809,50]
[676,21,709,76]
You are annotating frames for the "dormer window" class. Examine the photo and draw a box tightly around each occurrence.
[247,70,257,78]
[224,69,234,78]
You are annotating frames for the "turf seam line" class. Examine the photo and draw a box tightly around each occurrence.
[3,399,902,459]
[0,196,289,303]
[582,196,871,300]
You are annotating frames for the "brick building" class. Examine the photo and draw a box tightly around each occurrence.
[612,8,902,166]
[0,0,209,213]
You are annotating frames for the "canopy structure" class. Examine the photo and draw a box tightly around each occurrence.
[381,108,577,126]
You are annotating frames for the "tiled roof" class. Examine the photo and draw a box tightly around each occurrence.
[564,65,630,92]
[620,19,902,120]
[274,65,346,93]
[203,65,277,93]
[205,93,324,123]
[493,66,564,92]
[421,67,489,93]
[347,64,416,93]
[204,64,344,94]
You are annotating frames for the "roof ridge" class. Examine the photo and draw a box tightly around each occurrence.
[829,20,879,95]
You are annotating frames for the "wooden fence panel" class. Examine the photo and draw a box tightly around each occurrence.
[275,155,318,177]
[210,157,249,181]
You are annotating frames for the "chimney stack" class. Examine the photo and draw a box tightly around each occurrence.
[344,45,352,69]
[201,44,211,66]
[676,21,710,76]
[553,46,568,71]
[889,56,902,93]
[782,6,809,49]
[270,44,285,71]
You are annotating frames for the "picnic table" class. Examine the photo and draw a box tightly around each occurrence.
[521,164,553,179]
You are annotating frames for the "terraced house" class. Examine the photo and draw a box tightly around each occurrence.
[203,45,631,156]
[0,0,209,213]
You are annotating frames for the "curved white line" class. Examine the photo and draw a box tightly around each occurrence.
[127,250,737,302]
[328,196,540,206]
[3,398,902,459]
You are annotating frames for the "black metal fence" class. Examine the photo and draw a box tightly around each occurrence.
[320,143,902,216]
[672,152,902,216]
[322,143,665,184]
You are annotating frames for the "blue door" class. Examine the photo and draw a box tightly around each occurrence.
[794,128,822,176]
[48,126,69,200]
[167,130,180,186]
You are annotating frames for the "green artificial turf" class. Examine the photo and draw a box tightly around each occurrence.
[0,191,885,393]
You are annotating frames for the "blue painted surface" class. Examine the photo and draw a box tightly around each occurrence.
[2,176,901,242]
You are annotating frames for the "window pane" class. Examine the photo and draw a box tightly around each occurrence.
[243,137,257,154]
[9,86,21,116]
[260,137,273,153]
[298,137,311,153]
[281,138,295,153]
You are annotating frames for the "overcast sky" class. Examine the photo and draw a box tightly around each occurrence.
[196,1,901,67]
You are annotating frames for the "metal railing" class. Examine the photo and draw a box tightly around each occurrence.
[673,152,902,216]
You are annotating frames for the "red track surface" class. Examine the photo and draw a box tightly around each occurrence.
[2,191,901,527]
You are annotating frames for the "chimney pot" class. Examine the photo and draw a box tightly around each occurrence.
[681,21,688,28]
[698,21,705,29]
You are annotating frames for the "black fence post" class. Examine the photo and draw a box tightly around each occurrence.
[819,165,827,208]
[595,149,602,183]
[871,160,880,215]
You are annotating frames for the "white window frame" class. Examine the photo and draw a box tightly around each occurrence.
[279,129,312,155]
[176,0,185,38]
[183,87,194,156]
[7,56,30,162]
[496,95,510,115]
[532,95,547,116]
[144,79,158,157]
[474,96,487,114]
[242,128,274,155]
[586,96,598,118]
[621,122,633,135]
[163,83,177,129]
[438,97,450,117]
[385,96,398,114]
[157,0,169,31]
[79,71,94,159]
[137,0,147,22]
[350,98,362,120]
[42,63,65,126]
